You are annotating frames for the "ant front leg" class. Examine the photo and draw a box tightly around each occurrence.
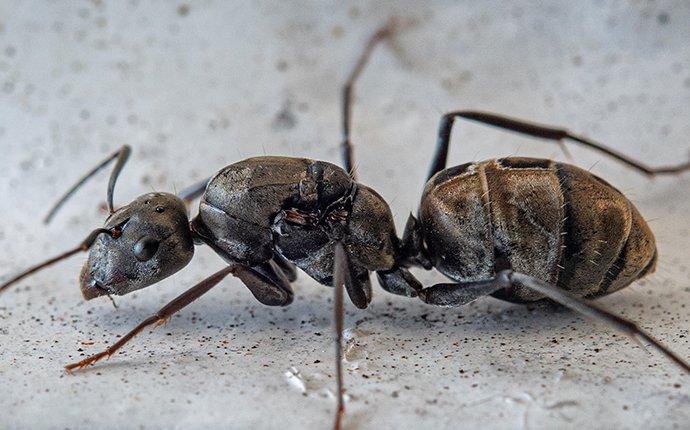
[272,253,298,282]
[65,261,293,372]
[242,260,294,306]
[65,265,236,372]
[427,111,690,181]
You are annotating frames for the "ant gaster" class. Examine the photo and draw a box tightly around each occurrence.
[1,21,689,430]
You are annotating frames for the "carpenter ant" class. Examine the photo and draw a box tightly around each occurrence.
[1,22,690,430]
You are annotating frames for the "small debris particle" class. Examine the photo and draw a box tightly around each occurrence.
[272,101,297,130]
[276,59,288,72]
[178,4,190,16]
[657,12,669,25]
[332,25,344,39]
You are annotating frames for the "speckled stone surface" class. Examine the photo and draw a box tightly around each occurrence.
[1,1,689,429]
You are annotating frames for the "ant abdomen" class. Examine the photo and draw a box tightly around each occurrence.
[419,157,657,303]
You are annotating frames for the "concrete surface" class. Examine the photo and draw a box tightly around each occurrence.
[1,1,689,429]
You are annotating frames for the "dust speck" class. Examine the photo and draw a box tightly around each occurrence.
[178,4,190,17]
[331,25,344,39]
[272,101,297,131]
[276,59,288,72]
[657,12,669,25]
[209,117,230,130]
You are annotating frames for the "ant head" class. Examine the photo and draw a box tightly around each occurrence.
[80,192,195,300]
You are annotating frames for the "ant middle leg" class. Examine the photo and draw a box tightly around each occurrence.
[339,19,396,180]
[331,243,348,430]
[417,275,509,306]
[427,111,690,181]
[376,265,422,298]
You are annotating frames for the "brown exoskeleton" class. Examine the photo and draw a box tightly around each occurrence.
[1,21,689,430]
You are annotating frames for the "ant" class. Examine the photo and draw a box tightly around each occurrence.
[1,21,689,430]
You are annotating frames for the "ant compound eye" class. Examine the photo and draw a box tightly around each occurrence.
[133,236,160,261]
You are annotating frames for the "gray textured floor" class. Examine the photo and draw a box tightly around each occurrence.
[1,1,689,429]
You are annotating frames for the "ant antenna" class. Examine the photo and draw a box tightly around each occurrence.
[43,145,131,224]
[0,227,117,294]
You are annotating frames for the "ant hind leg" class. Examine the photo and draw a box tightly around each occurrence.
[427,111,690,181]
[419,270,690,373]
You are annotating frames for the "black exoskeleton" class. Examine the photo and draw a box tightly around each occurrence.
[190,156,414,309]
[1,20,689,430]
[67,154,415,312]
[402,157,658,304]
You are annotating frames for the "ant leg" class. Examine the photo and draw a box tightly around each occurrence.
[198,238,293,306]
[427,111,690,181]
[243,260,294,306]
[65,265,237,373]
[509,271,690,373]
[419,270,690,373]
[342,261,372,310]
[329,243,374,429]
[272,253,298,282]
[44,145,132,224]
[340,20,395,179]
[376,266,421,298]
[418,274,510,307]
[399,214,432,269]
[177,177,211,206]
[331,242,348,430]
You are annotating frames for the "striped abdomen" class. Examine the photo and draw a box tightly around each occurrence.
[419,157,657,302]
